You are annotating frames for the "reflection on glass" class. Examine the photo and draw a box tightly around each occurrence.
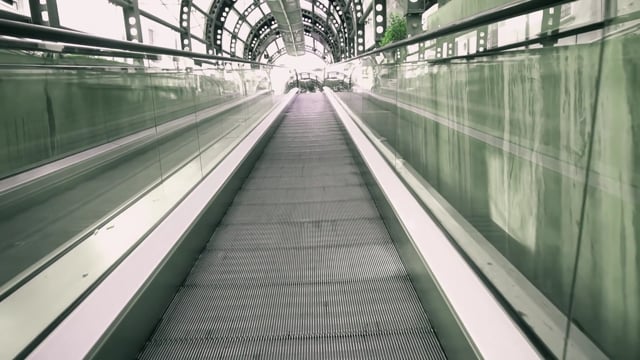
[569,4,640,357]
[0,47,275,295]
[334,0,639,358]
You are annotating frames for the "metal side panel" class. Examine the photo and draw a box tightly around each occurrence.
[325,89,541,360]
[139,93,447,359]
[27,91,298,360]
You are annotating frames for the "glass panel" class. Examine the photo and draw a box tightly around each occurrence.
[140,16,181,50]
[0,51,162,286]
[301,0,312,12]
[191,39,207,53]
[190,9,206,39]
[235,0,253,13]
[235,41,245,57]
[147,58,203,183]
[247,7,262,25]
[58,0,126,40]
[226,10,240,30]
[222,30,232,52]
[192,0,212,9]
[567,2,640,358]
[259,3,270,18]
[266,41,279,55]
[138,0,180,25]
[238,22,251,41]
[364,11,375,49]
[334,1,622,357]
[393,35,601,357]
[0,30,280,357]
[304,35,314,46]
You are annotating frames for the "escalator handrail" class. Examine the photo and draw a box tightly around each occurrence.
[347,0,573,62]
[0,18,273,67]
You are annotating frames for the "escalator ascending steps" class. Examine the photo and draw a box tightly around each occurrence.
[140,93,447,359]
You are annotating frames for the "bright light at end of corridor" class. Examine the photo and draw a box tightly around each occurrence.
[275,53,328,71]
[271,53,328,94]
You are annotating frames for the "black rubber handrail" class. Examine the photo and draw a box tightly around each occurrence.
[0,18,272,66]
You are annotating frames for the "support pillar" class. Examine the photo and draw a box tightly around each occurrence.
[29,0,60,27]
[541,5,561,46]
[120,0,143,43]
[476,25,488,53]
[180,0,192,51]
[373,0,386,44]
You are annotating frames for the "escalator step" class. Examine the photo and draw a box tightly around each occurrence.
[141,329,444,360]
[186,242,406,285]
[149,279,434,340]
[208,219,393,250]
[221,200,379,224]
[231,185,369,205]
[139,93,446,359]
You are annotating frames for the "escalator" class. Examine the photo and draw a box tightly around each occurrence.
[138,93,447,359]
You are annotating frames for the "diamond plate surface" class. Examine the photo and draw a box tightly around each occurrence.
[140,93,446,359]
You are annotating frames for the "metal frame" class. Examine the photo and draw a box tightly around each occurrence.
[203,0,356,61]
[120,0,143,43]
[28,0,59,27]
[350,0,573,61]
[325,88,542,360]
[250,21,338,63]
[373,0,386,43]
[180,0,193,51]
[27,90,298,360]
[0,18,272,66]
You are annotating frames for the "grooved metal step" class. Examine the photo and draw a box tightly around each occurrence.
[140,329,443,360]
[149,280,433,340]
[247,163,358,178]
[186,243,407,285]
[231,185,369,205]
[140,93,446,359]
[221,199,379,224]
[208,219,393,250]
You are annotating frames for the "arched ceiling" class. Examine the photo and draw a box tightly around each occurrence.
[180,0,367,63]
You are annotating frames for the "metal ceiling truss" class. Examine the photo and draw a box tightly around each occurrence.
[243,14,277,59]
[110,0,210,48]
[204,0,357,61]
[373,0,386,43]
[180,0,192,51]
[265,0,305,55]
[249,21,339,62]
[28,0,60,27]
[120,0,143,42]
[301,10,341,55]
[205,0,237,55]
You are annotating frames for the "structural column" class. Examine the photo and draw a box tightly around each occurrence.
[180,0,192,51]
[28,0,60,27]
[118,0,144,42]
[373,0,386,44]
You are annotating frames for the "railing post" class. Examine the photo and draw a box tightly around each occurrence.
[28,0,60,27]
